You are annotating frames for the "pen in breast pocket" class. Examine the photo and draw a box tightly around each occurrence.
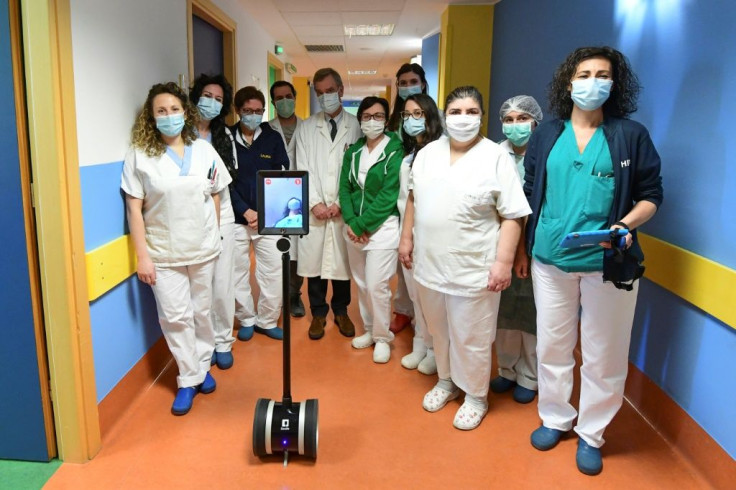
[208,160,216,179]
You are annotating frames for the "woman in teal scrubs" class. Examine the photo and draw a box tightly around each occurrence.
[523,47,663,476]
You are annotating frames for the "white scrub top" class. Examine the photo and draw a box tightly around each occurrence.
[121,139,232,267]
[410,136,531,297]
[198,134,235,226]
[397,152,414,222]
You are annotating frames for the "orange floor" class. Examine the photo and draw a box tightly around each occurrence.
[46,284,710,489]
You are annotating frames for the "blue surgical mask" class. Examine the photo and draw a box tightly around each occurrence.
[318,92,341,114]
[398,85,423,100]
[275,98,296,118]
[403,116,426,137]
[240,113,263,131]
[197,97,223,121]
[155,113,185,137]
[571,78,613,111]
[502,122,533,147]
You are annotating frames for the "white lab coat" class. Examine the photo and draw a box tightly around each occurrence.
[295,110,362,279]
[270,116,302,260]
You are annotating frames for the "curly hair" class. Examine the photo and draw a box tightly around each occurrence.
[548,46,640,119]
[400,94,444,157]
[131,82,199,157]
[387,63,428,132]
[189,74,236,177]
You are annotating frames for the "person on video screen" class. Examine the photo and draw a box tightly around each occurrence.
[274,197,303,228]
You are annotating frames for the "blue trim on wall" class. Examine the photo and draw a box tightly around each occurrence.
[421,33,440,105]
[79,161,127,251]
[90,275,161,402]
[491,0,736,461]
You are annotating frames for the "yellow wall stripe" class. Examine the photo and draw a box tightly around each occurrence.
[85,232,736,330]
[639,233,735,329]
[86,235,136,302]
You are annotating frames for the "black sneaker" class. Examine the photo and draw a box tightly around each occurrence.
[290,295,306,317]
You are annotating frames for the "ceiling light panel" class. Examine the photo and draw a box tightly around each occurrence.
[344,24,395,36]
[347,70,377,75]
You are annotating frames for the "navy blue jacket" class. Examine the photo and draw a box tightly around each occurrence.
[523,117,663,276]
[230,122,288,225]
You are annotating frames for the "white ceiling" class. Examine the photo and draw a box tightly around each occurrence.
[237,0,499,99]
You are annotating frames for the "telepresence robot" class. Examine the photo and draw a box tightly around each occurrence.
[252,170,318,464]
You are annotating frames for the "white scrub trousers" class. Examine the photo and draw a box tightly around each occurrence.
[345,243,397,343]
[415,283,500,399]
[393,263,415,318]
[233,224,283,329]
[532,259,638,448]
[151,259,216,388]
[211,222,236,352]
[401,264,433,355]
[495,329,537,390]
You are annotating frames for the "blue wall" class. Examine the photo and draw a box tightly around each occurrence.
[490,0,736,459]
[80,161,161,402]
[421,33,440,104]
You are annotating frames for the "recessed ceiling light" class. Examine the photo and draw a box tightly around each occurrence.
[348,70,378,75]
[344,24,395,37]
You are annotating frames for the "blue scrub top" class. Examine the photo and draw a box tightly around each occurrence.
[532,120,614,272]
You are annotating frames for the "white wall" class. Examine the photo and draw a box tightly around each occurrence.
[70,0,189,167]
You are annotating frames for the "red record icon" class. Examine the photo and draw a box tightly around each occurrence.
[294,178,301,185]
[265,178,272,185]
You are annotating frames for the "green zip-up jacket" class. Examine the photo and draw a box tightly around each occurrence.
[339,131,404,237]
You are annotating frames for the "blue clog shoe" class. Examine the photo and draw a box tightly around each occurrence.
[210,351,217,366]
[254,325,283,340]
[237,325,254,341]
[199,372,216,394]
[512,385,537,404]
[489,376,516,393]
[216,351,233,370]
[576,438,603,475]
[171,387,197,415]
[531,426,566,451]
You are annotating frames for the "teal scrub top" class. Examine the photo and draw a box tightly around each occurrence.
[532,120,614,272]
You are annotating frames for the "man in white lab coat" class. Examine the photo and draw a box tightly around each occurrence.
[268,80,305,317]
[294,67,362,340]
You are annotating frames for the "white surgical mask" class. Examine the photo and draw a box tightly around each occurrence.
[445,114,481,142]
[318,92,341,114]
[360,120,385,139]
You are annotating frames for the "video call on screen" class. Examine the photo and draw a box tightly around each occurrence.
[264,177,304,228]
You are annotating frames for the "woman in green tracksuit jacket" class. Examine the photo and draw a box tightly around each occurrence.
[339,96,404,364]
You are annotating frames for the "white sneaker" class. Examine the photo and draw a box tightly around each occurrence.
[417,352,437,375]
[373,341,390,363]
[351,332,374,349]
[452,401,488,430]
[422,385,460,412]
[401,350,426,370]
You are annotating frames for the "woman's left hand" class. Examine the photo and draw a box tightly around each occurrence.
[599,224,633,249]
[487,260,512,293]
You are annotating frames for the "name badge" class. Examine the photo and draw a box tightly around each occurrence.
[260,153,272,159]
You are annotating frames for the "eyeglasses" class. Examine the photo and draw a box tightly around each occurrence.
[241,109,265,116]
[360,112,386,122]
[400,110,424,120]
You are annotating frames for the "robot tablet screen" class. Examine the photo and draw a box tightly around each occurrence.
[257,170,309,236]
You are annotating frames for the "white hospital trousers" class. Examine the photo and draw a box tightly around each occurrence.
[345,243,397,342]
[495,329,538,390]
[211,222,236,352]
[532,259,638,448]
[151,259,216,388]
[233,224,282,329]
[393,263,415,318]
[415,283,499,399]
[401,263,433,354]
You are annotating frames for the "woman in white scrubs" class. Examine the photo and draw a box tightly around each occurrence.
[339,97,403,363]
[122,82,231,415]
[190,74,237,370]
[395,94,444,375]
[399,86,531,430]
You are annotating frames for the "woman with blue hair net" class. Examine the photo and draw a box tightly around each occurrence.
[490,95,543,404]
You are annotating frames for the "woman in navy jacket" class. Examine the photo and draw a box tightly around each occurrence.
[230,86,289,342]
[522,47,663,476]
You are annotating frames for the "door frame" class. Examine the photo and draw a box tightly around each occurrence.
[266,52,284,120]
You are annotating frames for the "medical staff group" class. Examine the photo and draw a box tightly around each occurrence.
[121,45,662,477]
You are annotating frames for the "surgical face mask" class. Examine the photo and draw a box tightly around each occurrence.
[502,121,533,147]
[318,92,341,114]
[360,119,385,139]
[275,98,296,118]
[197,97,223,121]
[398,85,422,100]
[403,116,426,137]
[155,113,185,137]
[240,113,262,131]
[445,114,481,142]
[571,78,613,111]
